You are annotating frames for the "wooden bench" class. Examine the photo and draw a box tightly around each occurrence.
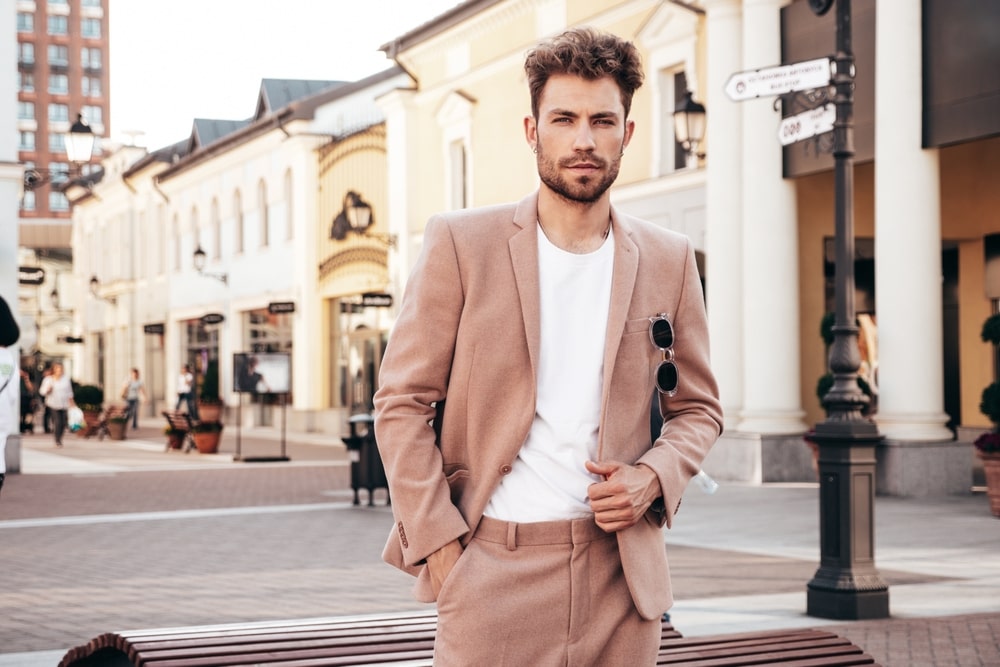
[57,610,881,666]
[162,410,197,453]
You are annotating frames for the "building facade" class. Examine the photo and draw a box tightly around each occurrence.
[15,0,109,398]
[64,0,1000,497]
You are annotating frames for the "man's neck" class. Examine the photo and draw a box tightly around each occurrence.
[536,190,612,254]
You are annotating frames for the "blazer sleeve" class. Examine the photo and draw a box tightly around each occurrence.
[638,238,723,529]
[373,217,471,567]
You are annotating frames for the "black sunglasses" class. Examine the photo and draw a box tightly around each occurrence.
[649,313,678,396]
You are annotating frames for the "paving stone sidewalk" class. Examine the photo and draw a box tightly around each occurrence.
[1,422,998,666]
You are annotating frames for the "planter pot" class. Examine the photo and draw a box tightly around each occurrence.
[166,432,185,450]
[80,409,102,437]
[107,420,127,441]
[197,402,222,423]
[192,429,222,454]
[979,451,1000,518]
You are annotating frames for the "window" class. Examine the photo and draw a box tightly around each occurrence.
[18,43,34,65]
[258,180,269,247]
[82,105,103,124]
[18,72,35,92]
[82,76,101,97]
[49,162,69,184]
[49,74,69,95]
[48,103,69,123]
[173,214,181,271]
[48,44,69,67]
[49,133,65,152]
[47,15,68,35]
[49,192,69,212]
[81,47,102,69]
[81,18,101,38]
[18,102,35,120]
[234,190,244,253]
[20,190,35,212]
[19,131,35,151]
[211,198,221,259]
[17,12,33,32]
[448,140,468,210]
[82,0,101,6]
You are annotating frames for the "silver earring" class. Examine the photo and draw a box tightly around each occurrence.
[532,147,538,154]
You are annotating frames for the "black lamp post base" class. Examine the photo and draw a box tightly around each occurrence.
[807,585,889,620]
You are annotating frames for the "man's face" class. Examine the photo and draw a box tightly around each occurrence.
[526,74,634,205]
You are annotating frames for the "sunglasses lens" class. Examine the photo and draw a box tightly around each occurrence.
[656,361,678,394]
[651,317,673,349]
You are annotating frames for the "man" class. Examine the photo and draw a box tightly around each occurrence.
[374,27,723,666]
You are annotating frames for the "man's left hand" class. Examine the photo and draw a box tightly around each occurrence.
[585,460,661,532]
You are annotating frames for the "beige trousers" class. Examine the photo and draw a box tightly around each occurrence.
[433,515,660,667]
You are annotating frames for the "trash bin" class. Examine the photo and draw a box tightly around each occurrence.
[341,413,389,506]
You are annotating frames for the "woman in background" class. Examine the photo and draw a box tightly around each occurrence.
[121,368,147,429]
[39,362,73,447]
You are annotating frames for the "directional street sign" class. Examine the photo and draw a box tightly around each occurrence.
[778,103,836,146]
[725,57,832,101]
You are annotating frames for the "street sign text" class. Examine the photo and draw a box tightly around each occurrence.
[725,57,832,101]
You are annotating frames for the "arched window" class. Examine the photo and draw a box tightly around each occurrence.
[258,179,269,247]
[191,206,200,259]
[211,198,221,259]
[234,190,244,254]
[172,213,181,271]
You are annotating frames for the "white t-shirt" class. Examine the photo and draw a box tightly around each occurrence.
[485,225,614,522]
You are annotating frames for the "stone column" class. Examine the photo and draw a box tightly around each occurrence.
[736,0,807,435]
[703,0,744,432]
[874,0,961,496]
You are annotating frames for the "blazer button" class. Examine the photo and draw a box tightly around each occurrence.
[500,464,512,475]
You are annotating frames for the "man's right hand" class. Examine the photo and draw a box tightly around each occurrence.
[426,539,464,597]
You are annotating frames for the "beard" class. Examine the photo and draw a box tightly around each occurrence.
[536,143,621,205]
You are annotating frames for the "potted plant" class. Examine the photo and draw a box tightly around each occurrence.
[106,412,128,440]
[974,313,1000,517]
[164,424,186,450]
[73,383,104,437]
[191,420,224,454]
[197,360,223,423]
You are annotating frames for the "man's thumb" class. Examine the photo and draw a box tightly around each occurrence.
[586,460,620,478]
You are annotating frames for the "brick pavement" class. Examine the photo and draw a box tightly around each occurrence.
[1,423,999,665]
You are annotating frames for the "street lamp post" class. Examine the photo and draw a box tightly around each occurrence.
[193,246,228,284]
[806,0,889,620]
[673,90,707,168]
[23,114,95,190]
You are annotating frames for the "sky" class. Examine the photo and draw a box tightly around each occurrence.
[108,0,463,150]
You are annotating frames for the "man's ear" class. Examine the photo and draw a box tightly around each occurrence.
[524,115,538,151]
[622,119,636,150]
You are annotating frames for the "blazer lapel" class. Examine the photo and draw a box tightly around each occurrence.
[510,194,542,385]
[600,209,639,445]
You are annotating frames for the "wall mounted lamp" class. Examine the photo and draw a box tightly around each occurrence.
[89,275,117,305]
[330,190,396,248]
[673,90,707,163]
[24,114,96,190]
[193,246,228,284]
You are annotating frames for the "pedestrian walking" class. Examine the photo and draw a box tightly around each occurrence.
[176,364,196,416]
[373,27,723,667]
[120,368,147,429]
[19,368,36,434]
[38,362,74,447]
[0,295,20,497]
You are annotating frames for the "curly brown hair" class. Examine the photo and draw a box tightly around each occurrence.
[524,27,645,120]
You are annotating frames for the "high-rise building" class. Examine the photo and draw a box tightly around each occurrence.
[16,0,109,248]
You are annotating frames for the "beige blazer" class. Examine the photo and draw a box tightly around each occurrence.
[373,192,723,620]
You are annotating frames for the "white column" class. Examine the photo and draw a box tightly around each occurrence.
[874,0,951,440]
[703,0,744,431]
[736,0,807,434]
